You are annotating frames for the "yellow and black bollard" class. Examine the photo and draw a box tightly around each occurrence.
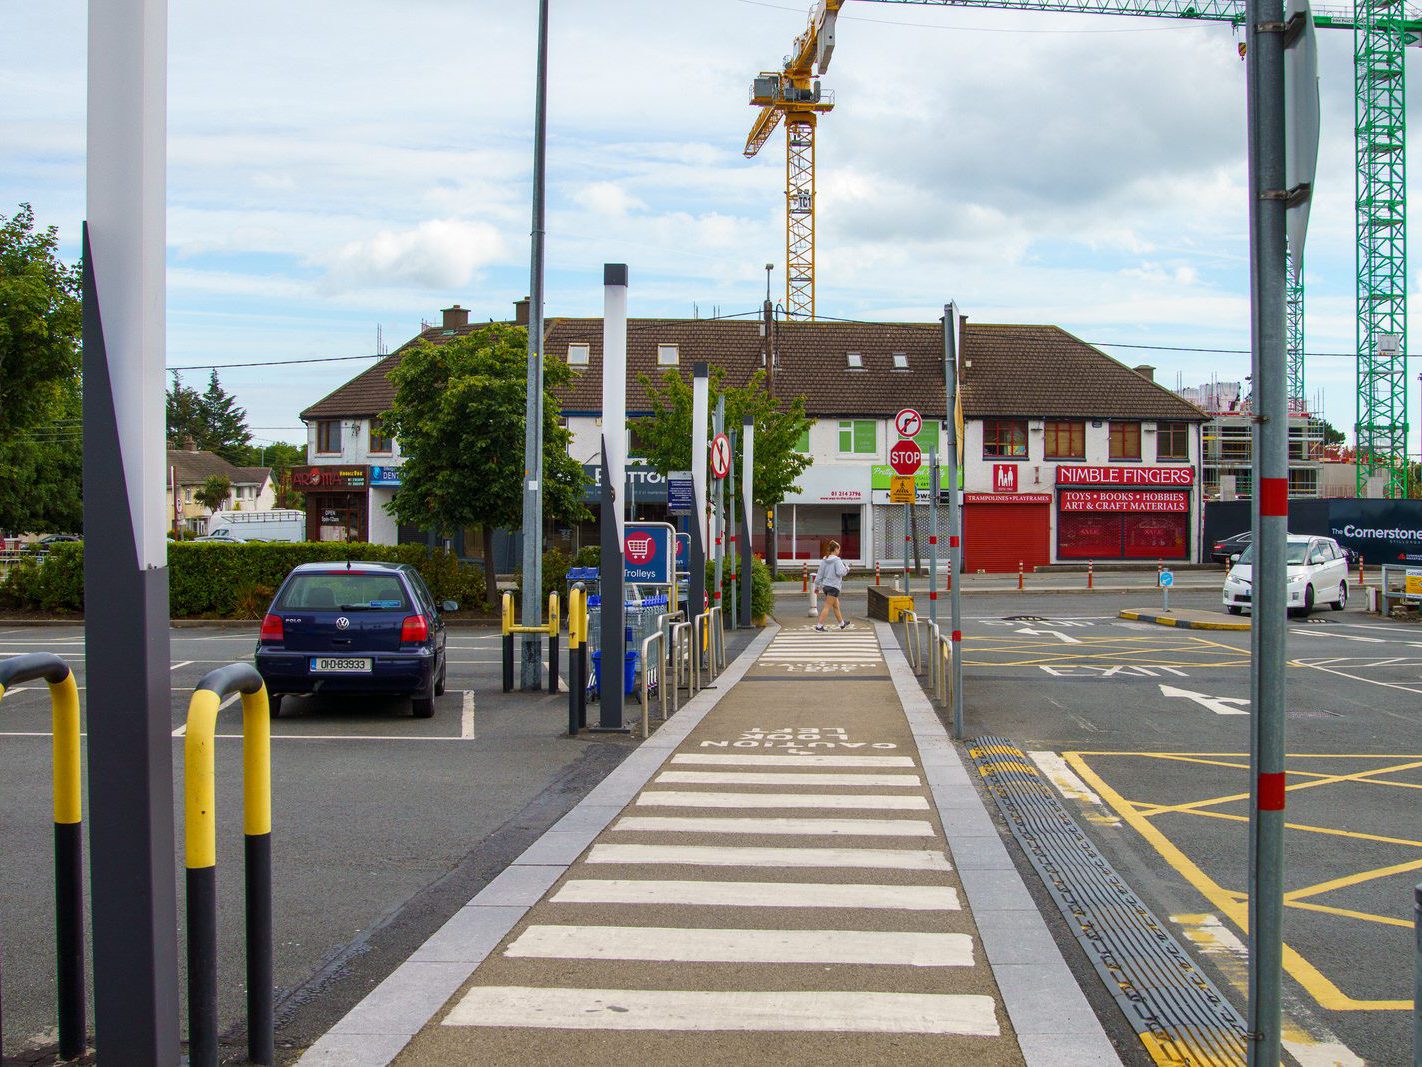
[0,653,85,1061]
[547,591,561,694]
[566,584,583,734]
[501,591,516,692]
[183,663,273,1067]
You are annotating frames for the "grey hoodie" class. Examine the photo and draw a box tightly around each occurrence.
[815,554,849,590]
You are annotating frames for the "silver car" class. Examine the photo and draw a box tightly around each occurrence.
[1222,534,1350,616]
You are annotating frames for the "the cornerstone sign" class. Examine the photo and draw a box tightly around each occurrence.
[1057,465,1195,486]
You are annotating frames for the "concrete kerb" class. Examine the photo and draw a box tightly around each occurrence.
[296,621,780,1067]
[1118,608,1251,631]
[875,621,1122,1067]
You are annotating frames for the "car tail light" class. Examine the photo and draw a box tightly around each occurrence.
[401,614,429,643]
[260,613,284,642]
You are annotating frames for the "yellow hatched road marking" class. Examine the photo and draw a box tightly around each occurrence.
[1064,751,1413,1012]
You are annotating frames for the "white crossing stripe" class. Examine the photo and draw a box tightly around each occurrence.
[614,816,936,836]
[550,879,960,911]
[505,925,973,966]
[673,753,915,767]
[637,791,929,810]
[656,771,922,786]
[586,843,952,870]
[444,986,1000,1035]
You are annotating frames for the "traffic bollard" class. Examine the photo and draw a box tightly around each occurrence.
[1017,560,1024,591]
[501,592,515,692]
[875,561,881,586]
[566,586,583,736]
[0,653,85,1061]
[183,663,274,1067]
[1088,559,1094,590]
[547,591,560,694]
[1413,882,1420,1066]
[802,561,808,592]
[1359,555,1365,589]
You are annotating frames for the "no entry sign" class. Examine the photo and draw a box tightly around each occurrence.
[894,408,922,439]
[710,433,731,479]
[889,439,922,476]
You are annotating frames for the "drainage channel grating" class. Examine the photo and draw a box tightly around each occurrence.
[966,737,1248,1066]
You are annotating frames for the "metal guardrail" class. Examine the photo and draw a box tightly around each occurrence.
[0,653,85,1060]
[502,590,560,692]
[639,631,668,738]
[669,619,693,696]
[183,662,274,1067]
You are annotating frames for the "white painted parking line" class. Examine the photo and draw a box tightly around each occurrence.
[443,986,1000,1035]
[461,690,476,740]
[172,691,239,737]
[655,770,921,787]
[550,879,959,911]
[170,660,193,671]
[613,816,936,836]
[636,791,929,810]
[585,843,952,870]
[506,925,973,965]
[672,753,915,768]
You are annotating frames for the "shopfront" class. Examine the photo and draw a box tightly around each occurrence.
[962,493,1051,572]
[1055,466,1193,561]
[775,464,868,563]
[291,465,369,542]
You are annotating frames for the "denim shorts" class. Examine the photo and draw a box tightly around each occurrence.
[823,586,841,598]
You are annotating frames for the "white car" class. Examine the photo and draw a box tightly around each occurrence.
[1222,534,1350,616]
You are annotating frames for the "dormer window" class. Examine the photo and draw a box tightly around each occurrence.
[846,351,863,369]
[567,343,590,366]
[892,352,908,370]
[657,344,679,366]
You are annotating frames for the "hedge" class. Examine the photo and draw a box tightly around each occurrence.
[0,542,487,618]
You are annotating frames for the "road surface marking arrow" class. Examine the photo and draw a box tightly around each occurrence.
[1014,628,1082,644]
[1159,684,1250,716]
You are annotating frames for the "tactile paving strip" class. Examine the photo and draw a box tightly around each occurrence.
[967,737,1248,1067]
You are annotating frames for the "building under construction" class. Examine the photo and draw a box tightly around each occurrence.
[1181,381,1329,499]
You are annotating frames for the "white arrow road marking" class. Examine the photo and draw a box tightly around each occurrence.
[1014,627,1082,644]
[1158,684,1250,716]
[1291,629,1385,643]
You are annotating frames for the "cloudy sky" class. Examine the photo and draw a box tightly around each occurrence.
[3,0,1415,448]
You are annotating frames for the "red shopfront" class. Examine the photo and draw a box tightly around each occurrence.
[963,493,1052,573]
[290,465,370,542]
[1055,466,1193,561]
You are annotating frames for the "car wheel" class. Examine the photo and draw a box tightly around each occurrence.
[268,693,283,718]
[1332,582,1347,611]
[1227,605,1243,616]
[412,694,435,718]
[1302,584,1314,616]
[434,658,447,697]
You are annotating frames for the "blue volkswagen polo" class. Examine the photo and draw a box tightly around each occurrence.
[254,561,454,718]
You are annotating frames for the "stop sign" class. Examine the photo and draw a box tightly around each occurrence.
[889,439,922,476]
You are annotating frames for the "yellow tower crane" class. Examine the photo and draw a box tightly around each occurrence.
[744,0,843,320]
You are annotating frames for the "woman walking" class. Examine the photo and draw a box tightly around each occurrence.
[813,540,851,631]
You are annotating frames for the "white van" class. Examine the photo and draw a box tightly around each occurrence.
[202,509,305,543]
[1222,534,1350,616]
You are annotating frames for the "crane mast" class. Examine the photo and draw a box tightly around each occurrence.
[747,0,1421,495]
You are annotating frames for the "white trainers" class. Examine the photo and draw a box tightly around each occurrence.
[813,624,827,632]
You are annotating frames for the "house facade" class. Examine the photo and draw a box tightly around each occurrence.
[296,304,1207,569]
[165,446,275,535]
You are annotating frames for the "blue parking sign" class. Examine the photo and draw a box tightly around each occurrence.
[674,532,691,575]
[624,522,675,585]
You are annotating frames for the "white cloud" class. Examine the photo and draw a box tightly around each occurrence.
[317,219,508,292]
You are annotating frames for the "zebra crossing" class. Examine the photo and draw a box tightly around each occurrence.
[418,624,1016,1060]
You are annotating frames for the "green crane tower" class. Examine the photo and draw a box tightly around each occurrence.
[869,0,1420,494]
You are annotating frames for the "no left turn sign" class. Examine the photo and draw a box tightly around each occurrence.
[710,433,731,479]
[894,408,922,439]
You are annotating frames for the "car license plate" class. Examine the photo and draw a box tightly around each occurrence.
[310,657,372,673]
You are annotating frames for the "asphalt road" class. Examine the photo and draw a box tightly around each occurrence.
[0,622,755,1062]
[949,585,1420,1066]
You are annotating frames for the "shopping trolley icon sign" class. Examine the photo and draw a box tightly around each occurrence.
[625,535,656,564]
[623,522,675,585]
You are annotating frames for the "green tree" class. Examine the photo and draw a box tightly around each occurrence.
[233,440,307,508]
[0,204,84,533]
[195,474,232,513]
[382,323,588,610]
[165,370,252,462]
[1318,419,1345,446]
[633,366,812,511]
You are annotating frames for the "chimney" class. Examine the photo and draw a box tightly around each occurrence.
[441,304,470,330]
[181,435,198,452]
[514,296,530,326]
[1134,364,1156,382]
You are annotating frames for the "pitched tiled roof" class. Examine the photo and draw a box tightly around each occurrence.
[167,450,270,486]
[959,324,1205,421]
[297,316,1205,423]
